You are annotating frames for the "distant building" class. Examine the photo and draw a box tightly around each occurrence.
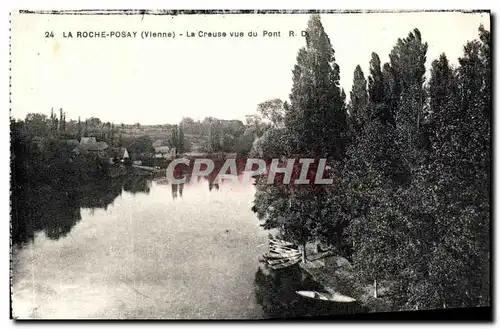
[154,145,170,154]
[121,147,130,160]
[152,140,164,148]
[80,137,97,145]
[154,146,176,159]
[78,137,109,158]
[108,147,130,164]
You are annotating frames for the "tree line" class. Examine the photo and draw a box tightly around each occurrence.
[252,14,490,311]
[15,105,280,159]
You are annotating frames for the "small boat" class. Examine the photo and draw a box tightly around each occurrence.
[269,251,300,259]
[266,254,301,266]
[270,244,298,252]
[270,238,297,248]
[268,246,299,253]
[268,249,301,258]
[268,257,301,270]
[263,251,301,260]
[269,244,299,251]
[259,250,300,262]
[296,290,356,303]
[271,242,296,249]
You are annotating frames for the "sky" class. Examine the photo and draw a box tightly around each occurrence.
[11,11,490,125]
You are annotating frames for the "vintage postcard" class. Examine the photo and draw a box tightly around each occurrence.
[10,10,491,320]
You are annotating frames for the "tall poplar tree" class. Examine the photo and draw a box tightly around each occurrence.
[178,125,185,154]
[348,65,368,135]
[452,26,490,306]
[170,125,179,151]
[253,14,348,260]
[77,116,82,138]
[389,29,428,170]
[285,14,348,160]
[344,53,404,299]
[405,26,490,308]
[345,31,429,304]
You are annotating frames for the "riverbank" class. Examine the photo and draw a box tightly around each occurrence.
[259,237,395,314]
[298,245,395,313]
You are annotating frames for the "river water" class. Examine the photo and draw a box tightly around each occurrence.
[11,173,278,319]
[11,169,362,319]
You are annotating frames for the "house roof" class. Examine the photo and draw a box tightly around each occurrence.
[108,147,129,158]
[152,140,164,147]
[154,146,171,153]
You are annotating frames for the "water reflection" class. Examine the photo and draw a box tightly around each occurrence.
[171,183,180,200]
[11,166,246,249]
[12,170,266,319]
[208,177,220,191]
[11,174,152,247]
[254,264,320,318]
[154,169,245,197]
[254,264,367,319]
[124,175,152,195]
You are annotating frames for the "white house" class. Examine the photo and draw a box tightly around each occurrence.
[154,146,176,159]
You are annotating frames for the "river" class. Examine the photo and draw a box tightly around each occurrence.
[11,169,358,319]
[11,172,277,319]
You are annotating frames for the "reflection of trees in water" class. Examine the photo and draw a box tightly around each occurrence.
[154,158,253,194]
[170,176,185,200]
[208,176,220,192]
[123,175,152,195]
[9,121,139,248]
[165,159,246,192]
[43,196,81,240]
[171,183,178,199]
[253,265,366,319]
[79,176,127,210]
[254,265,313,319]
[11,174,135,248]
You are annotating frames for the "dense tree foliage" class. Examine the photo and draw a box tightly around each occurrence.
[252,15,490,311]
[348,65,368,135]
[257,98,285,129]
[346,26,490,309]
[168,124,185,154]
[284,15,348,160]
[253,14,349,260]
[129,135,154,155]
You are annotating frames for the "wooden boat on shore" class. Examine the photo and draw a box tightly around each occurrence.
[270,242,299,251]
[257,236,302,270]
[269,246,299,253]
[263,251,301,260]
[296,290,356,303]
[259,251,300,262]
[270,238,297,248]
[270,251,302,259]
[268,257,301,270]
[265,254,301,266]
[270,243,298,251]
